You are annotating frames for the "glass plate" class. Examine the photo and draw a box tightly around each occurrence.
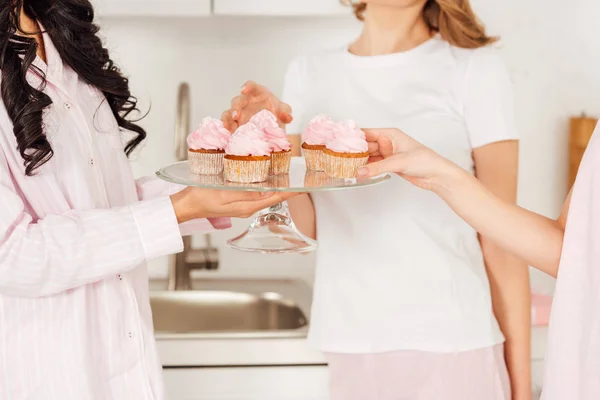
[156,158,391,254]
[156,158,391,192]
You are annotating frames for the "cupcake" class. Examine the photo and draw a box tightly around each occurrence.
[323,120,369,179]
[301,115,336,171]
[249,110,293,175]
[223,123,272,183]
[187,117,230,175]
[265,126,292,175]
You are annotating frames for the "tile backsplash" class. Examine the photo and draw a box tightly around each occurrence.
[98,0,600,292]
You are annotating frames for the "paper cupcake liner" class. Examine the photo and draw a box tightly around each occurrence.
[270,150,292,175]
[223,158,270,183]
[324,152,369,179]
[188,150,224,175]
[302,148,325,171]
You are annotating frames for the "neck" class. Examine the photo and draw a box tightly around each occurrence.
[350,4,432,56]
[18,6,37,35]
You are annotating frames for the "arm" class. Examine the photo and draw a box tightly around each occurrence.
[0,141,295,298]
[436,165,567,278]
[360,128,569,278]
[0,164,184,298]
[288,194,317,240]
[473,141,531,400]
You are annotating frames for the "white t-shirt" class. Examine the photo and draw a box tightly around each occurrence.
[282,36,518,354]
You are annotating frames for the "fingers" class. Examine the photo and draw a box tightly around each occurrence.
[241,81,261,96]
[227,191,275,204]
[230,95,249,121]
[367,142,381,156]
[234,192,299,217]
[357,155,403,178]
[221,110,238,133]
[244,191,298,210]
[278,103,293,124]
[362,128,382,144]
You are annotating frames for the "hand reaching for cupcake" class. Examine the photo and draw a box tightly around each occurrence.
[221,81,293,132]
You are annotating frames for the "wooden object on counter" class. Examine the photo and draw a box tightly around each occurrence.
[569,115,598,188]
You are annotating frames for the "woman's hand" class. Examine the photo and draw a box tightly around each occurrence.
[170,188,297,223]
[357,128,457,191]
[221,81,293,132]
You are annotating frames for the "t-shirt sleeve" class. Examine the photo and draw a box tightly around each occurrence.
[282,56,309,134]
[463,48,519,149]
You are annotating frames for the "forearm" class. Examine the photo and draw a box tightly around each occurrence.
[0,197,182,297]
[435,167,563,277]
[482,241,531,399]
[288,193,316,240]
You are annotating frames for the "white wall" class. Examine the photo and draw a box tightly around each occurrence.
[98,0,600,292]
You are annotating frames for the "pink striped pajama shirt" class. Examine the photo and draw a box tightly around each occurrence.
[0,29,229,399]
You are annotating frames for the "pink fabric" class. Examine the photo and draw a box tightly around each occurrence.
[326,345,510,400]
[531,294,552,326]
[0,29,228,399]
[542,122,600,399]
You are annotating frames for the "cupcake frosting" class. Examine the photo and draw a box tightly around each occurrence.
[326,120,368,153]
[249,110,279,130]
[226,123,272,156]
[302,115,337,146]
[264,126,291,152]
[187,117,230,150]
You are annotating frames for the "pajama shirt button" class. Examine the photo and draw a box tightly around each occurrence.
[128,332,135,339]
[64,102,72,110]
[89,158,95,166]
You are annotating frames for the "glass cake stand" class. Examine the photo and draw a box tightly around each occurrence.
[156,158,391,254]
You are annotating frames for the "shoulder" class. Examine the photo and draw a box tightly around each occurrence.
[447,43,510,80]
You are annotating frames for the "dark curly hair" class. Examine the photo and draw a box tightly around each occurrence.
[0,0,146,175]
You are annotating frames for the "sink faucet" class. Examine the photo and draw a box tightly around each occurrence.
[168,82,219,291]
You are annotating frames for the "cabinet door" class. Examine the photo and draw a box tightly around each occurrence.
[95,0,211,17]
[163,366,330,400]
[213,0,349,16]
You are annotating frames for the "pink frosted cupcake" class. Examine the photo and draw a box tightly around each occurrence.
[224,123,272,183]
[323,120,369,179]
[302,115,336,171]
[249,110,293,175]
[264,126,292,175]
[187,117,230,175]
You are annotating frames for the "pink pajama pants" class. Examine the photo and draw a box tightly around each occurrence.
[326,344,510,400]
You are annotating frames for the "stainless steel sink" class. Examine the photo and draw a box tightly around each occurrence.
[150,290,308,334]
[149,278,312,340]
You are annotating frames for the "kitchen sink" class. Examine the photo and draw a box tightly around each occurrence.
[149,278,323,366]
[148,278,312,340]
[150,290,308,334]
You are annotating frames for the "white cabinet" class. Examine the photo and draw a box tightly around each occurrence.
[95,0,211,17]
[163,366,330,400]
[213,0,349,16]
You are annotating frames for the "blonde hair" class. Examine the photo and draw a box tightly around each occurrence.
[341,0,498,49]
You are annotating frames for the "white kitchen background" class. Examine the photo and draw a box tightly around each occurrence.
[95,0,600,292]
